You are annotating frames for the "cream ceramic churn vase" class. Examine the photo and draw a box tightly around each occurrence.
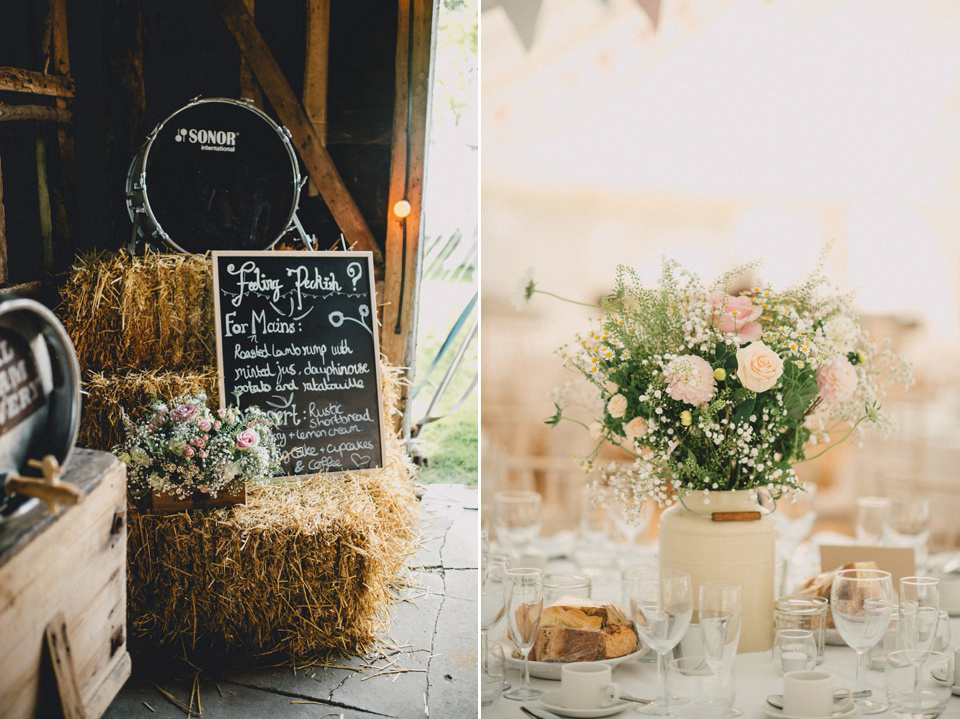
[659,489,775,652]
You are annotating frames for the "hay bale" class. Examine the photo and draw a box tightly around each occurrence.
[59,250,214,373]
[79,368,220,451]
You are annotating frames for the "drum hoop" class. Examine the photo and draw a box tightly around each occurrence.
[133,97,302,254]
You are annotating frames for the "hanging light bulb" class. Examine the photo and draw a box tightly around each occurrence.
[393,199,412,219]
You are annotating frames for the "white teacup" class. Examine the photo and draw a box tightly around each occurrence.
[783,670,852,717]
[560,662,620,710]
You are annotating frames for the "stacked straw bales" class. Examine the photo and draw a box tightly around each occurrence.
[58,250,418,659]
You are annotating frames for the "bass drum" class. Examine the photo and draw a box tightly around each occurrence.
[126,97,302,254]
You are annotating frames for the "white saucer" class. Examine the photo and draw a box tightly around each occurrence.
[539,689,630,718]
[762,701,856,719]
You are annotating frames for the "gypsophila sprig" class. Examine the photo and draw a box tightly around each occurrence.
[539,257,912,513]
[113,393,282,500]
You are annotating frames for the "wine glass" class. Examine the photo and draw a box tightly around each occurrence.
[628,568,693,715]
[610,490,652,547]
[503,567,544,701]
[773,483,816,593]
[831,568,894,714]
[855,496,890,545]
[494,491,542,559]
[887,497,931,572]
[899,576,940,713]
[480,552,511,677]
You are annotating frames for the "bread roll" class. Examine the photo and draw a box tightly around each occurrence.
[526,598,638,662]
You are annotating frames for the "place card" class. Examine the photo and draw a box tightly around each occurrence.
[819,545,916,587]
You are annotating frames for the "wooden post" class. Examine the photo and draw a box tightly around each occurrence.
[50,0,74,251]
[215,0,379,258]
[303,0,330,198]
[35,136,55,272]
[239,0,264,108]
[0,157,7,284]
[303,0,330,145]
[380,0,437,428]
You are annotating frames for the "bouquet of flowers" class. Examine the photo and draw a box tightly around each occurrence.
[114,393,282,499]
[520,258,911,511]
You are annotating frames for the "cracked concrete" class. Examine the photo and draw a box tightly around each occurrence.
[102,484,478,719]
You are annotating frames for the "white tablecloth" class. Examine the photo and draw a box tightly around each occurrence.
[482,618,960,719]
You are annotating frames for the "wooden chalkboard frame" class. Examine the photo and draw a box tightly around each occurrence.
[212,250,387,480]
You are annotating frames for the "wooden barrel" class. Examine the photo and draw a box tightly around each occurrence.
[0,297,81,517]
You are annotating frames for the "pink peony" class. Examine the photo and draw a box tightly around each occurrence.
[236,428,260,451]
[817,356,858,402]
[198,418,212,432]
[709,291,763,342]
[183,446,195,458]
[172,402,200,422]
[664,355,717,406]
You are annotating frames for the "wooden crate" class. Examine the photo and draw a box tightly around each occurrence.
[0,449,130,719]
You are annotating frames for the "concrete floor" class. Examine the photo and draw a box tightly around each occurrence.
[102,484,479,719]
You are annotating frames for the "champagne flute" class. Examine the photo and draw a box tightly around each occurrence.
[831,568,894,714]
[899,576,939,712]
[480,553,511,677]
[700,582,742,717]
[494,491,542,559]
[628,568,693,715]
[503,567,544,701]
[855,496,890,545]
[887,497,931,572]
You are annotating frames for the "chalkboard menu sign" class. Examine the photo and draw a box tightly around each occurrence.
[212,251,385,477]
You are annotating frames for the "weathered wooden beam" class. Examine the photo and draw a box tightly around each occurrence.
[215,0,379,258]
[35,135,55,272]
[50,0,75,253]
[380,0,437,427]
[0,104,72,123]
[0,157,7,284]
[303,0,330,145]
[239,0,264,108]
[0,67,75,97]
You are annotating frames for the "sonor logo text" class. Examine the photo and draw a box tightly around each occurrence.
[175,127,239,151]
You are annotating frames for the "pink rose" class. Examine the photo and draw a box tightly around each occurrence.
[236,428,259,451]
[213,420,222,431]
[735,341,784,392]
[183,446,195,458]
[664,355,717,406]
[622,417,649,444]
[607,394,628,419]
[172,403,200,422]
[817,356,858,402]
[199,450,209,459]
[198,418,212,432]
[709,291,763,342]
[217,408,227,418]
[191,436,207,449]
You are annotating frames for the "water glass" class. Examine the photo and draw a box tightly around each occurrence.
[773,629,818,675]
[934,610,951,652]
[899,576,940,664]
[480,643,506,707]
[480,552,510,675]
[668,656,734,719]
[856,496,890,545]
[774,595,829,664]
[884,650,953,718]
[699,582,741,669]
[543,572,592,604]
[494,491,542,557]
[868,615,902,671]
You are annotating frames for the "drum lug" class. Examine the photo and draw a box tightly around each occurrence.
[281,126,293,141]
[240,97,256,105]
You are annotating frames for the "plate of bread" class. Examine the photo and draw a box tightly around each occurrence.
[505,596,648,679]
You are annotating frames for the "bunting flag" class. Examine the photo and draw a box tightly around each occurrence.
[635,0,661,29]
[481,0,545,50]
[482,0,661,51]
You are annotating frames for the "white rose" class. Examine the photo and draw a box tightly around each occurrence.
[588,421,604,440]
[735,341,784,393]
[607,393,628,419]
[604,380,619,394]
[622,417,649,443]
